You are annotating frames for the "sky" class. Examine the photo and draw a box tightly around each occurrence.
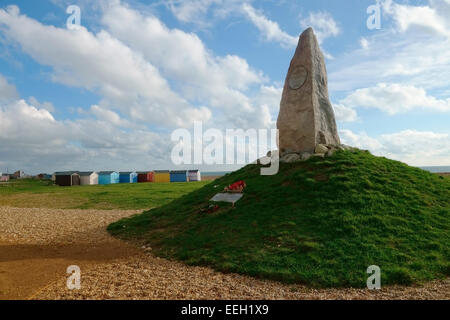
[0,0,449,174]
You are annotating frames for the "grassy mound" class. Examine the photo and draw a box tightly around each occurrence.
[108,150,449,287]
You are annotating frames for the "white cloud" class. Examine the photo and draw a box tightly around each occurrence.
[340,83,450,115]
[340,129,450,166]
[1,2,273,130]
[300,11,340,44]
[382,0,450,37]
[89,105,131,127]
[0,94,270,173]
[0,98,172,173]
[340,129,383,151]
[381,130,449,155]
[253,85,283,113]
[3,1,447,172]
[0,5,209,128]
[0,2,282,173]
[333,104,358,123]
[168,2,341,50]
[0,74,18,102]
[167,1,340,53]
[101,2,270,129]
[0,99,61,147]
[165,0,252,27]
[328,1,450,92]
[241,3,298,49]
[166,0,218,26]
[28,96,55,113]
[329,33,450,92]
[359,37,369,50]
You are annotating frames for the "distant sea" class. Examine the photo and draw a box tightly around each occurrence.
[202,171,231,177]
[419,166,450,173]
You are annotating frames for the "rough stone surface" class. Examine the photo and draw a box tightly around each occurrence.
[255,150,279,165]
[315,144,329,154]
[279,144,352,163]
[280,153,301,163]
[300,152,312,161]
[313,153,325,158]
[277,28,340,155]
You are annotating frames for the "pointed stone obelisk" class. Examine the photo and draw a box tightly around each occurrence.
[277,27,340,155]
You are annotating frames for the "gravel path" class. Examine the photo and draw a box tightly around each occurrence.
[0,207,140,245]
[0,207,448,300]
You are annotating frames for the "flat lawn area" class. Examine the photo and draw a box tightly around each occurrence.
[0,179,209,210]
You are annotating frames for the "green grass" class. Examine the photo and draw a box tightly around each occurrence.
[0,179,209,210]
[108,150,450,287]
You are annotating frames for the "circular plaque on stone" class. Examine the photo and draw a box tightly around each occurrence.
[288,66,308,90]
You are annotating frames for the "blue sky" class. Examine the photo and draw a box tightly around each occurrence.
[0,0,449,174]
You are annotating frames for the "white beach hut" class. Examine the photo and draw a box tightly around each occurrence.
[188,170,201,182]
[79,172,99,185]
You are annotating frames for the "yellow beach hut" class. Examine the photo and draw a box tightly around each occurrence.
[153,170,170,183]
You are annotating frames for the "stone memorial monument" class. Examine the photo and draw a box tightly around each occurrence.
[277,27,341,159]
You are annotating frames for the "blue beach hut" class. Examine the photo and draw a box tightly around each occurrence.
[170,170,188,182]
[98,171,119,185]
[119,172,138,183]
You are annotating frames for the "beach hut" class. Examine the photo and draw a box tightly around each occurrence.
[36,173,52,180]
[170,170,188,182]
[55,171,80,186]
[188,170,202,182]
[119,172,138,183]
[79,172,98,185]
[153,170,170,183]
[138,171,154,183]
[12,170,25,179]
[98,171,120,185]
